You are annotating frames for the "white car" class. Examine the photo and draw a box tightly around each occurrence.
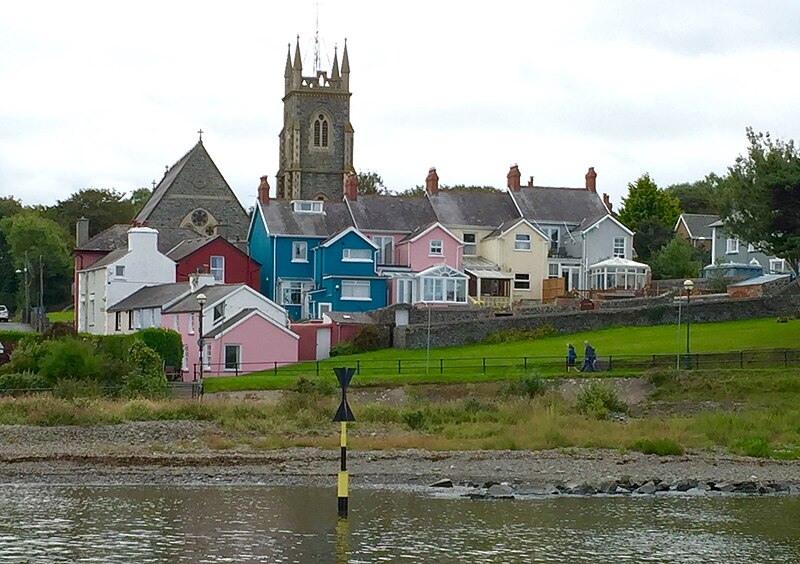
[0,305,8,322]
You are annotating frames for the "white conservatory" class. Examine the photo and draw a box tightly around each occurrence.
[588,257,651,290]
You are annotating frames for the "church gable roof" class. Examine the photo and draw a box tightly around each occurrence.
[134,140,250,239]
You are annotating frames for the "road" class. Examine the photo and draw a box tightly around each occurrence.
[1,322,35,332]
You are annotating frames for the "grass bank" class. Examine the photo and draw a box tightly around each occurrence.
[204,317,800,393]
[3,368,799,460]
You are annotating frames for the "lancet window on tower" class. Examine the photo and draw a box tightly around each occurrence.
[313,114,330,148]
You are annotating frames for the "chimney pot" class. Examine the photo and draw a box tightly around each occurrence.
[343,172,358,201]
[425,167,439,196]
[528,176,534,187]
[507,164,521,192]
[585,167,597,193]
[258,176,270,205]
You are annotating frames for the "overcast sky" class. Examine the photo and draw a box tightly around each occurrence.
[2,1,799,210]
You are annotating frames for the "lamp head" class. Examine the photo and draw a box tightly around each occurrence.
[683,279,695,292]
[196,293,207,307]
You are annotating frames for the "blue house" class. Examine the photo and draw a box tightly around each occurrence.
[248,197,349,320]
[310,227,388,318]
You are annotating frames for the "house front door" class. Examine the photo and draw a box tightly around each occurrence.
[563,266,581,292]
[316,327,331,360]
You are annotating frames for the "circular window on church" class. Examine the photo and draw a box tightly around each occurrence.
[192,210,209,227]
[205,226,216,236]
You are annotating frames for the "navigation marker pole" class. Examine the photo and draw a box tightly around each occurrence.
[333,367,356,518]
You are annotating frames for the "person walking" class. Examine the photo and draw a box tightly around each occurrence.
[581,340,597,372]
[566,343,577,372]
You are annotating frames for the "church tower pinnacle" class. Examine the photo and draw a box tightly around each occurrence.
[276,37,354,201]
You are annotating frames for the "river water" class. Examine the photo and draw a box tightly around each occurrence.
[0,485,798,563]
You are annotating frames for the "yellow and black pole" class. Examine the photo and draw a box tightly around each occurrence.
[333,367,356,518]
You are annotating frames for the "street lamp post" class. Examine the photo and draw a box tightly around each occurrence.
[683,279,695,370]
[196,293,207,381]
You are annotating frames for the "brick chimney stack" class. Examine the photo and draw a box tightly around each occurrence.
[528,176,534,187]
[603,193,613,212]
[258,176,270,205]
[425,167,439,196]
[343,172,358,201]
[585,167,597,193]
[506,164,521,192]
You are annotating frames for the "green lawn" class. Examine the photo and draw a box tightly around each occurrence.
[204,317,800,393]
[47,311,74,323]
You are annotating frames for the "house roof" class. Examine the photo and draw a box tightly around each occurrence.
[399,221,462,244]
[347,195,436,233]
[163,284,243,313]
[257,200,353,237]
[204,307,256,339]
[81,248,129,271]
[324,311,373,325]
[428,190,520,229]
[77,224,199,253]
[676,214,720,239]
[729,273,790,287]
[462,255,511,279]
[577,213,635,236]
[484,218,546,240]
[108,283,190,312]
[510,186,610,226]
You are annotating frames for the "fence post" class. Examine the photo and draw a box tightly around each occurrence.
[523,356,527,371]
[608,355,612,372]
[785,350,789,368]
[316,361,320,377]
[440,358,443,374]
[482,357,486,374]
[398,359,401,374]
[274,361,278,376]
[356,360,360,375]
[740,351,744,369]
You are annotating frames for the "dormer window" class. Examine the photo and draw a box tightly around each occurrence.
[293,200,324,214]
[313,114,330,148]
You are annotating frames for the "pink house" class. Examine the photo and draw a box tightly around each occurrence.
[384,222,468,305]
[160,283,298,379]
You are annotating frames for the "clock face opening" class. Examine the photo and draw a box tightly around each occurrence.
[192,210,209,227]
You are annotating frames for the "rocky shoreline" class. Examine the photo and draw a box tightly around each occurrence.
[0,421,798,494]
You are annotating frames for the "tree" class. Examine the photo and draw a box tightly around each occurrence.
[129,187,152,214]
[356,171,389,195]
[649,237,702,280]
[0,197,23,310]
[0,212,73,309]
[395,185,425,197]
[718,129,800,274]
[633,219,674,263]
[45,188,137,241]
[618,173,681,233]
[664,174,721,215]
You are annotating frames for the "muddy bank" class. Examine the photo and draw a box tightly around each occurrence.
[0,420,798,489]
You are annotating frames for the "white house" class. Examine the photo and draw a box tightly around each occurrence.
[76,227,176,334]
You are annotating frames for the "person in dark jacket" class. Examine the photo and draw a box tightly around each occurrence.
[566,343,577,372]
[581,340,597,372]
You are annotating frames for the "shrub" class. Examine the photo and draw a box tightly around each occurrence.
[53,379,106,399]
[137,328,183,368]
[484,324,558,344]
[736,437,772,458]
[402,409,425,430]
[330,342,357,357]
[628,437,684,456]
[38,338,102,384]
[122,341,170,399]
[502,374,547,398]
[294,376,317,394]
[576,381,627,420]
[1,335,50,374]
[350,325,384,353]
[0,371,49,392]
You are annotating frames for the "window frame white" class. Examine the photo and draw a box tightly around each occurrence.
[514,233,531,251]
[613,237,626,258]
[342,248,373,262]
[769,258,787,273]
[548,263,560,278]
[462,233,477,257]
[292,241,308,263]
[224,344,241,372]
[543,228,559,254]
[210,255,224,282]
[114,265,126,278]
[429,239,443,256]
[279,280,314,306]
[726,237,740,254]
[514,273,531,291]
[293,201,324,213]
[341,280,371,301]
[373,236,394,265]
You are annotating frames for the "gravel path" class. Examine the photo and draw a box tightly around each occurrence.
[0,421,798,488]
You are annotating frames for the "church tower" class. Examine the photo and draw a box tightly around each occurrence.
[276,38,354,201]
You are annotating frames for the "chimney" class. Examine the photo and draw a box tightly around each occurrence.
[585,167,597,193]
[506,164,521,192]
[528,176,534,187]
[343,172,358,201]
[258,176,270,205]
[425,167,439,196]
[127,226,159,252]
[602,193,613,212]
[76,217,89,248]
